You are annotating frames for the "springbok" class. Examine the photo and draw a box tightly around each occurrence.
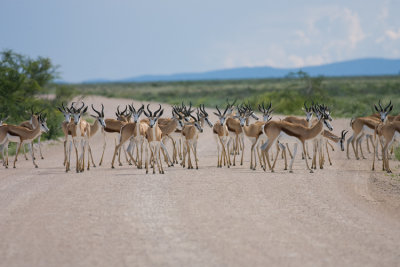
[67,102,89,173]
[213,105,231,168]
[372,121,400,173]
[0,114,49,168]
[235,107,264,170]
[143,105,165,174]
[85,104,106,170]
[347,101,392,160]
[181,112,203,169]
[261,105,333,173]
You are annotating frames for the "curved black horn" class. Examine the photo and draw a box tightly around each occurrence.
[101,104,104,117]
[378,100,383,111]
[385,100,392,111]
[147,104,153,117]
[91,104,101,116]
[216,105,221,115]
[154,104,162,117]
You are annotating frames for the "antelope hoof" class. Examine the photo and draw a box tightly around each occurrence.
[196,167,198,170]
[35,165,38,168]
[271,170,275,173]
[146,170,148,174]
[289,170,293,173]
[310,170,314,173]
[119,163,122,166]
[41,157,44,160]
[387,170,392,173]
[111,166,115,169]
[129,162,132,166]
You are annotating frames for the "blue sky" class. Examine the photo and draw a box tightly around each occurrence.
[1,0,400,82]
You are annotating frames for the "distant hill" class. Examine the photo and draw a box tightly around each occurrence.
[82,58,400,83]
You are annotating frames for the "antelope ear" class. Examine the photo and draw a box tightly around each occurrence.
[82,106,88,114]
[157,109,164,118]
[388,105,393,113]
[57,107,63,113]
[374,105,379,112]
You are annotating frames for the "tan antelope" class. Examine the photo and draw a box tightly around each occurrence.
[111,107,147,169]
[100,106,131,166]
[57,102,74,167]
[143,105,165,174]
[181,111,203,169]
[67,102,90,173]
[213,105,231,168]
[372,121,400,173]
[312,130,348,168]
[261,106,333,173]
[85,104,106,170]
[235,107,264,170]
[157,108,184,165]
[19,107,45,161]
[125,104,148,169]
[0,114,49,168]
[347,101,392,160]
[282,101,314,159]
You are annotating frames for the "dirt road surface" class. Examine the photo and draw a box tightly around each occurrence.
[1,96,400,267]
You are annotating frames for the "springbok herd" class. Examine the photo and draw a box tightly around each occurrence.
[0,100,399,174]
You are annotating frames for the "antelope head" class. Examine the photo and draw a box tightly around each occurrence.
[183,102,194,122]
[143,104,163,128]
[172,108,184,129]
[313,105,333,131]
[235,107,249,127]
[198,104,213,128]
[91,104,106,128]
[38,114,50,133]
[71,102,88,125]
[129,104,144,123]
[258,101,273,122]
[57,102,72,123]
[244,102,259,120]
[319,104,333,121]
[191,112,203,133]
[303,101,313,122]
[213,105,229,125]
[226,99,237,116]
[374,100,393,122]
[116,105,130,122]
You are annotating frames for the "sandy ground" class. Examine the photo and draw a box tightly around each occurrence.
[0,95,400,267]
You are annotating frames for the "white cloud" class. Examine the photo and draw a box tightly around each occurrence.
[385,28,400,40]
[343,8,365,48]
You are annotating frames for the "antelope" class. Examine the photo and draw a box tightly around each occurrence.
[213,105,231,168]
[19,107,45,161]
[235,107,264,170]
[372,121,400,173]
[100,106,131,166]
[143,105,165,174]
[85,104,106,170]
[57,102,73,167]
[347,101,392,160]
[67,102,90,173]
[261,105,333,173]
[283,101,314,159]
[312,130,348,168]
[126,104,148,168]
[157,108,184,165]
[111,105,147,169]
[181,111,203,169]
[0,114,49,168]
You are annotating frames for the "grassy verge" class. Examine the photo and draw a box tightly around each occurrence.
[73,75,400,117]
